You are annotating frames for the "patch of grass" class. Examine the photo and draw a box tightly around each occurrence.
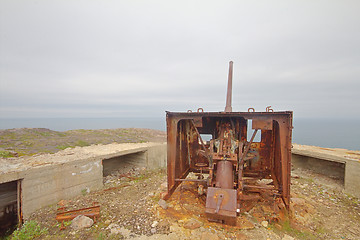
[0,150,14,158]
[10,220,48,240]
[56,144,73,150]
[75,129,89,133]
[22,141,33,147]
[56,220,71,229]
[39,132,52,137]
[133,173,152,183]
[97,232,105,240]
[81,188,89,196]
[74,140,90,147]
[56,132,67,137]
[344,193,360,205]
[280,220,317,240]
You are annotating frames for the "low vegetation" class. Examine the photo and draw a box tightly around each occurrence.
[0,150,14,158]
[10,220,48,240]
[0,128,165,157]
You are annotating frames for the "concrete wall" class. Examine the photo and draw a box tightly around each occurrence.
[292,154,345,183]
[146,144,167,169]
[344,159,360,199]
[22,157,103,218]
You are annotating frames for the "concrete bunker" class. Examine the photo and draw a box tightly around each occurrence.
[0,142,166,228]
[0,180,22,236]
[102,151,147,177]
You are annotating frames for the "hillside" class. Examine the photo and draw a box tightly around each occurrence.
[0,128,166,157]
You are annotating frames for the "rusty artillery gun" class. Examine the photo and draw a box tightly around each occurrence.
[164,61,293,225]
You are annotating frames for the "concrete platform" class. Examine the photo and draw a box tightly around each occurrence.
[0,142,166,221]
[292,144,360,198]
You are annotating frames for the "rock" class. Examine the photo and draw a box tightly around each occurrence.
[236,216,255,230]
[160,182,167,190]
[70,215,94,229]
[150,228,156,234]
[107,223,119,229]
[108,223,132,238]
[158,199,168,209]
[183,218,203,230]
[282,234,295,240]
[201,231,219,240]
[110,228,121,235]
[291,173,300,179]
[104,220,111,225]
[151,221,159,228]
[261,220,269,228]
[157,220,169,229]
[169,223,182,233]
[115,227,132,238]
[148,192,155,197]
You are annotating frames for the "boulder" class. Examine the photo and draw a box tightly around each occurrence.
[158,199,168,209]
[70,215,94,230]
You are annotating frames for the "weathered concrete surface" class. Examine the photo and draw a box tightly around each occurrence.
[292,144,360,198]
[291,155,345,181]
[0,142,166,219]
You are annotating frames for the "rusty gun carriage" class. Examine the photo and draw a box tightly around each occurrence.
[164,61,293,225]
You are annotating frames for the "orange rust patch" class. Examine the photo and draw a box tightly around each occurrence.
[158,181,288,230]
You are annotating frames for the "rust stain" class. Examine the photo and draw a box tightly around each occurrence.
[159,180,286,230]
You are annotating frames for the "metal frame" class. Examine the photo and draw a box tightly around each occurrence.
[164,61,293,224]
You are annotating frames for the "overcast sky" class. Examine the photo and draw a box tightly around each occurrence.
[0,0,359,119]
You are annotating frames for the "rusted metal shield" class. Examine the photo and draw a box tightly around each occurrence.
[205,187,237,224]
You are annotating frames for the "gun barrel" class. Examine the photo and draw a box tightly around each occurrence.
[225,61,233,112]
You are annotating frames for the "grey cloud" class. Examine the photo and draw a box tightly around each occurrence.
[1,0,359,118]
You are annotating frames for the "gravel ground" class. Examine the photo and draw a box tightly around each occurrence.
[23,167,360,240]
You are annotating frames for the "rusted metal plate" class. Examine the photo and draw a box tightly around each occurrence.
[252,119,273,130]
[205,187,237,225]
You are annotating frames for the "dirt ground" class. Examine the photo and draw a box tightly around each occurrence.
[26,166,360,240]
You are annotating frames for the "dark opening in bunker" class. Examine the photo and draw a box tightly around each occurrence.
[0,180,22,237]
[102,151,147,177]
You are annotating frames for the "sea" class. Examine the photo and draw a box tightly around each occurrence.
[0,117,359,151]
